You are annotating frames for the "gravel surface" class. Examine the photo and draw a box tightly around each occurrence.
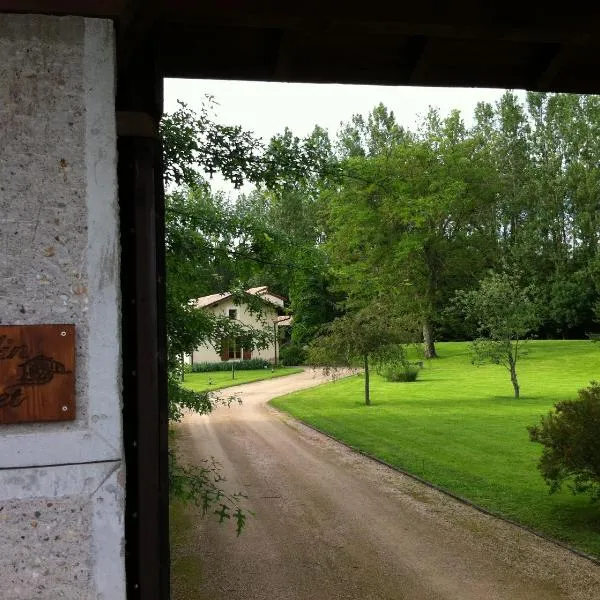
[174,369,600,600]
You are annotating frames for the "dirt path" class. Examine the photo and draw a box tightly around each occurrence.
[174,369,600,600]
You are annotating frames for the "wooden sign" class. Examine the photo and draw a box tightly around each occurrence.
[0,324,75,424]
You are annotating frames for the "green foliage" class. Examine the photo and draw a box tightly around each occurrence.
[308,307,412,369]
[162,101,337,191]
[288,248,342,347]
[378,363,420,382]
[309,305,416,405]
[326,105,498,358]
[169,452,251,536]
[190,358,271,373]
[455,272,540,341]
[326,93,600,343]
[454,272,541,398]
[278,343,307,366]
[528,382,600,501]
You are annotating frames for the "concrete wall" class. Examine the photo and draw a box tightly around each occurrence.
[0,14,124,600]
[191,299,278,363]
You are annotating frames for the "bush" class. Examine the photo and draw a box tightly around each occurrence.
[379,363,420,382]
[191,358,271,373]
[528,381,600,501]
[279,343,307,366]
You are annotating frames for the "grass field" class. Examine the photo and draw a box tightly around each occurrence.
[182,367,303,393]
[271,340,600,557]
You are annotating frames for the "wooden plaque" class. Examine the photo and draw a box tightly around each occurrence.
[0,324,76,424]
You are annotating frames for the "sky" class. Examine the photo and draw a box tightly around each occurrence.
[164,79,525,193]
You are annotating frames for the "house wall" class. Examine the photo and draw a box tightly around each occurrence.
[0,15,124,600]
[191,299,279,363]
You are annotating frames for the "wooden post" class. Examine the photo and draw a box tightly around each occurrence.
[364,354,371,406]
[117,37,170,600]
[273,321,278,367]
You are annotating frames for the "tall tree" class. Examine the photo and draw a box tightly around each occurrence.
[326,105,497,357]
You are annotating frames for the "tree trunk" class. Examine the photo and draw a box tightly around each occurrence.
[508,355,520,399]
[422,319,437,359]
[364,354,371,406]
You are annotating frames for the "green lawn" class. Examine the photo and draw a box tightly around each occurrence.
[182,367,303,392]
[271,340,600,557]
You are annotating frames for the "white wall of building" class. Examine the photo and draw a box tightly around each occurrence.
[191,298,279,363]
[0,15,124,599]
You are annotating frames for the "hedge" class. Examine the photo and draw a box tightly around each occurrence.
[190,358,271,373]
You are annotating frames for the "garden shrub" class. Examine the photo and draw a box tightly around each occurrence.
[191,358,271,373]
[528,381,600,501]
[279,343,307,366]
[379,363,420,382]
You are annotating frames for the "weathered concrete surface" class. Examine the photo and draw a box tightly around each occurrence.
[0,14,124,600]
[174,370,600,600]
[0,14,120,466]
[0,462,124,600]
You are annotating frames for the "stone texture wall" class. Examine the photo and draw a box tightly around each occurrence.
[0,15,124,600]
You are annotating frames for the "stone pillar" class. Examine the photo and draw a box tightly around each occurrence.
[0,14,124,600]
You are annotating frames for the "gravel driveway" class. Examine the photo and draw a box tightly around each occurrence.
[173,369,600,600]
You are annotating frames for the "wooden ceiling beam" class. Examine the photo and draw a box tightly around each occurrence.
[0,0,125,17]
[404,36,430,83]
[117,0,162,76]
[160,12,600,46]
[535,44,575,91]
[272,29,297,81]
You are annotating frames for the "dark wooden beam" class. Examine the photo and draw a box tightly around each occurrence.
[0,0,125,16]
[117,0,162,76]
[404,36,429,83]
[117,37,170,600]
[272,29,297,81]
[535,44,577,91]
[161,6,600,46]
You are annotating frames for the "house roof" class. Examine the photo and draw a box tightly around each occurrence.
[275,315,293,327]
[192,287,284,309]
[192,293,231,309]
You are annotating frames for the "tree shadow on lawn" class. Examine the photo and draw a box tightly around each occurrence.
[487,394,549,405]
[550,501,600,530]
[545,500,600,555]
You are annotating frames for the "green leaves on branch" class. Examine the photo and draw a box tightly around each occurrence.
[528,382,600,501]
[161,100,263,188]
[161,101,338,190]
[169,453,252,536]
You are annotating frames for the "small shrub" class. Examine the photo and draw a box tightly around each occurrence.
[279,343,307,366]
[191,358,271,373]
[379,363,420,382]
[528,381,600,501]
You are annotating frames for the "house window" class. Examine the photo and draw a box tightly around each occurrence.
[229,344,242,360]
[221,338,242,360]
[228,309,237,320]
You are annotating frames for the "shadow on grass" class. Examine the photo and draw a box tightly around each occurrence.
[170,500,204,600]
[548,499,600,531]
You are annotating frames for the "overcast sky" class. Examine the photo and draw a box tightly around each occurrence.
[164,79,525,194]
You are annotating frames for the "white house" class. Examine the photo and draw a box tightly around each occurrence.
[188,286,291,364]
